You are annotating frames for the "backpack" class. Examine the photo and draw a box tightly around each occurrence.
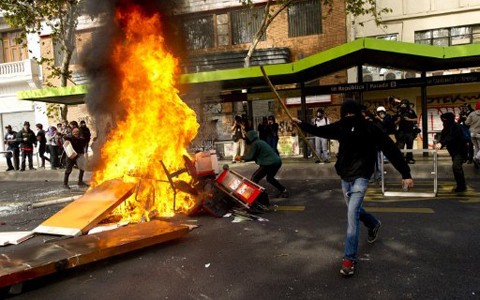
[459,124,471,143]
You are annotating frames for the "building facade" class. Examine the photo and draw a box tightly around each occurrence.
[175,0,348,156]
[347,0,480,148]
[0,14,45,143]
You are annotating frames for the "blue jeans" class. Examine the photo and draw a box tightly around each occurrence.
[341,178,379,261]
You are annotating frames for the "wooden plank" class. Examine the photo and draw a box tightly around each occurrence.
[0,220,189,289]
[33,179,136,236]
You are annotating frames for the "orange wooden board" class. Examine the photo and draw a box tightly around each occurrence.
[33,179,136,236]
[0,220,189,289]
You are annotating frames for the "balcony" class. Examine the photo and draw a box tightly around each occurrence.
[0,59,42,90]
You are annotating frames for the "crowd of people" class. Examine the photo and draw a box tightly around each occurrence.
[3,119,91,189]
[3,119,91,172]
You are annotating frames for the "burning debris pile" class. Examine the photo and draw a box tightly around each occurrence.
[82,0,200,222]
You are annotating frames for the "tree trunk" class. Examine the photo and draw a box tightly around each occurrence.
[244,0,293,68]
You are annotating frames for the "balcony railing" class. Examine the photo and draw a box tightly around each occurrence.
[0,59,42,89]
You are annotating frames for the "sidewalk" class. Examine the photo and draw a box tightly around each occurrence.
[1,151,478,182]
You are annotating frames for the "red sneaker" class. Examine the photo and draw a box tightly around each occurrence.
[340,259,355,277]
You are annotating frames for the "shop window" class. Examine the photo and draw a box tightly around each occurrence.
[231,7,266,45]
[288,0,322,37]
[183,15,215,50]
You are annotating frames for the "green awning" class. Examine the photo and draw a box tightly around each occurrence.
[17,85,88,105]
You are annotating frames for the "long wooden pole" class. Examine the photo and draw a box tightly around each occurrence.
[259,66,321,162]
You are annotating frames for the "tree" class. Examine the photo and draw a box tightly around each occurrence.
[240,0,391,67]
[0,0,85,121]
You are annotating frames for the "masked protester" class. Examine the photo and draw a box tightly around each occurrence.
[292,100,414,277]
[237,130,288,199]
[435,112,467,193]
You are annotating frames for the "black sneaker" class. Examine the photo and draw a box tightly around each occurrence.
[275,189,289,198]
[452,186,466,193]
[340,259,355,277]
[78,182,90,188]
[367,221,381,243]
[63,184,71,190]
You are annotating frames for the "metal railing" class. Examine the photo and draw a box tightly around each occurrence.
[380,149,438,197]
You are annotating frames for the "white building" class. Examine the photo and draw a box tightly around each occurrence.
[347,0,480,82]
[0,13,46,141]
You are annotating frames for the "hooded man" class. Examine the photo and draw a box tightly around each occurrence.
[435,112,467,192]
[465,101,480,168]
[292,100,414,277]
[237,130,288,198]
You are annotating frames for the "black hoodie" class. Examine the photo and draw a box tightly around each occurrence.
[298,103,411,181]
[439,112,467,157]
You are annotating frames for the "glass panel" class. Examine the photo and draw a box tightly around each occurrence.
[451,26,470,36]
[377,34,397,41]
[432,29,449,38]
[183,15,215,50]
[231,7,265,45]
[288,0,322,37]
[432,37,448,46]
[415,30,431,40]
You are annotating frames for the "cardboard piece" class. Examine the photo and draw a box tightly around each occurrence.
[33,179,135,236]
[0,220,189,289]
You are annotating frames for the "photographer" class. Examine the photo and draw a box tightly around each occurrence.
[394,99,418,164]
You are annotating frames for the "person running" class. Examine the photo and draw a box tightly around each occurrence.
[237,130,289,199]
[292,100,414,277]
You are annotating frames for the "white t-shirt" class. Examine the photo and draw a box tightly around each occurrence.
[314,117,329,127]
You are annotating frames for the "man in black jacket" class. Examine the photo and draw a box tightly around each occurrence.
[435,112,467,192]
[292,100,414,277]
[16,121,37,171]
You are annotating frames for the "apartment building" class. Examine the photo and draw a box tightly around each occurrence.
[0,14,45,139]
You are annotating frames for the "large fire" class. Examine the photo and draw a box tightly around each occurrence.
[90,2,199,222]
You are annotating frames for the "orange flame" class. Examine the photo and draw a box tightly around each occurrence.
[91,2,199,222]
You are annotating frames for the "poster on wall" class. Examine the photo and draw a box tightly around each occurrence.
[278,135,299,156]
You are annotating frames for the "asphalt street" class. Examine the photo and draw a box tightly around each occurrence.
[1,163,480,299]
